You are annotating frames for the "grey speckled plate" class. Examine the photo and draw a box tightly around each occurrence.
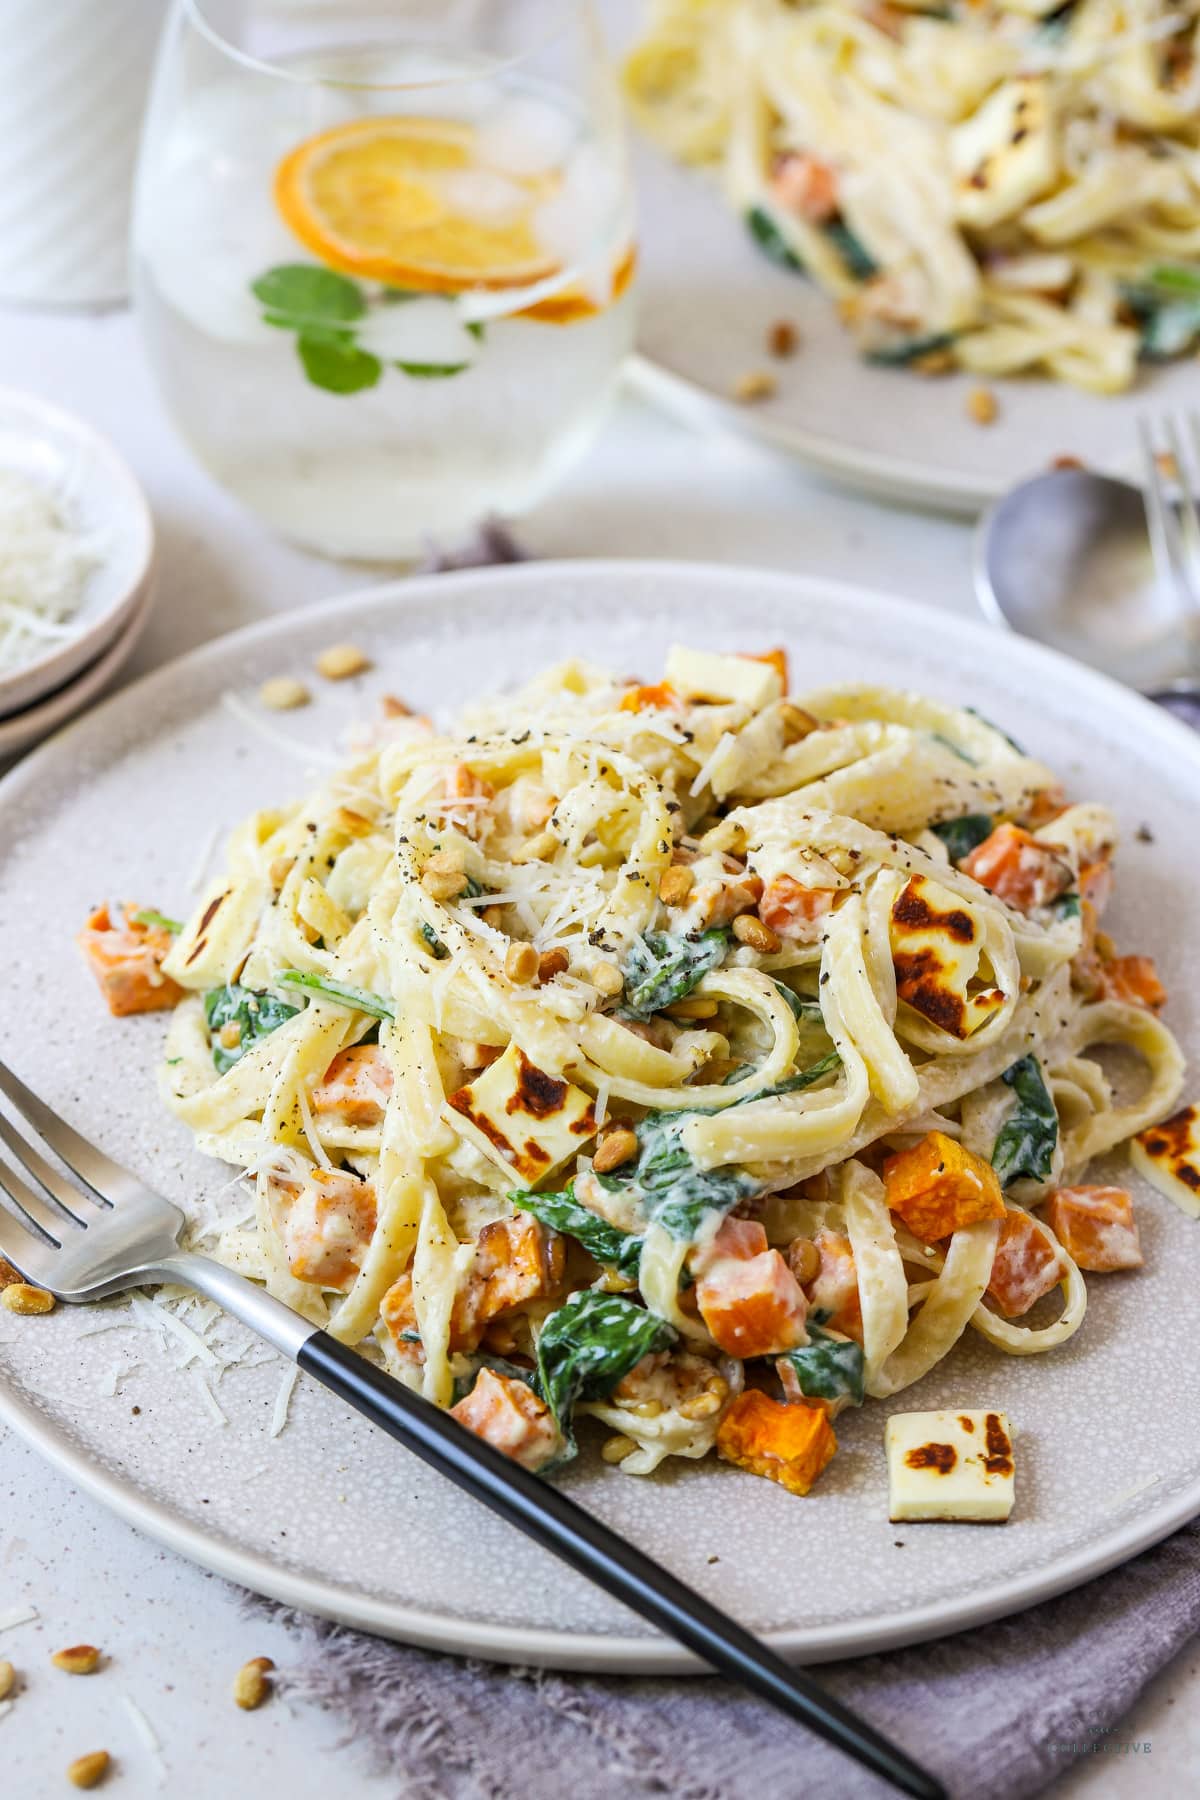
[1,561,1198,1672]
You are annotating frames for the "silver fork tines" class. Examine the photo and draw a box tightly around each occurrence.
[1140,411,1200,663]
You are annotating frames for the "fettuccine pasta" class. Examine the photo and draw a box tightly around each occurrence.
[78,644,1186,1500]
[625,0,1200,390]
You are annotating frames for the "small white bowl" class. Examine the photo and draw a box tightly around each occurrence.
[0,388,156,719]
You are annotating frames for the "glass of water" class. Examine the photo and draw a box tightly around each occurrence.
[133,2,636,558]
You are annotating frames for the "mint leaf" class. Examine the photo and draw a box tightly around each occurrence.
[252,264,366,331]
[465,320,486,341]
[396,359,470,379]
[298,333,382,394]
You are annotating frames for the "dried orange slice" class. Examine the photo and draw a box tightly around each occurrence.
[274,115,562,294]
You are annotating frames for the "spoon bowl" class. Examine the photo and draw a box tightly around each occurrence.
[974,467,1196,700]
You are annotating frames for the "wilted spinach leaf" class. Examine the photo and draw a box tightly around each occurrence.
[745,206,806,273]
[536,1291,676,1450]
[992,1054,1058,1187]
[511,1183,644,1279]
[277,970,395,1019]
[622,928,728,1019]
[780,1324,865,1408]
[932,814,994,862]
[204,984,300,1074]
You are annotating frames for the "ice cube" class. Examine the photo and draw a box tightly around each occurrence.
[442,168,530,225]
[477,96,575,177]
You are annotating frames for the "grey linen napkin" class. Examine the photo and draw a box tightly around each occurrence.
[253,1516,1199,1800]
[257,526,1195,1799]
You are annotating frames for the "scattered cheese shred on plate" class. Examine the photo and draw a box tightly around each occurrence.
[0,468,101,675]
[0,1602,38,1632]
[270,1364,300,1439]
[121,1692,168,1786]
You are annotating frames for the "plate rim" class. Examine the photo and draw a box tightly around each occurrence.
[3,555,1200,1671]
[626,354,994,517]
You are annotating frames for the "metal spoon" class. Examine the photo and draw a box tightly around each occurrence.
[974,464,1200,727]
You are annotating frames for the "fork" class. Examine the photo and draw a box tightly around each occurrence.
[0,1055,945,1800]
[1138,410,1200,724]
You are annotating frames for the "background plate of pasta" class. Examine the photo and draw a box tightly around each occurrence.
[2,561,1200,1668]
[616,0,1200,511]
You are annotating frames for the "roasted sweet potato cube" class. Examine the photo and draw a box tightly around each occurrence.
[884,1130,1005,1243]
[1098,955,1166,1012]
[268,1167,377,1291]
[312,1045,394,1124]
[960,823,1072,912]
[619,681,680,714]
[695,1248,807,1358]
[471,1214,566,1326]
[450,1368,560,1471]
[987,1208,1064,1317]
[1043,1186,1142,1272]
[805,1228,863,1341]
[76,903,184,1017]
[716,1390,837,1496]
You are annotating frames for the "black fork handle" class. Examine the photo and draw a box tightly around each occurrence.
[299,1332,946,1800]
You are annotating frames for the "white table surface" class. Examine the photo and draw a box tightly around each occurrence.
[0,308,1195,1798]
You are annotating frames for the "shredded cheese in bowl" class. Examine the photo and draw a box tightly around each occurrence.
[0,467,102,676]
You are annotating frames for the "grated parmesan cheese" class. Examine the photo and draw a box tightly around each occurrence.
[0,469,102,675]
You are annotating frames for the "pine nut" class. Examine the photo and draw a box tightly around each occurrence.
[1,1284,54,1315]
[258,677,310,712]
[589,961,624,997]
[966,386,997,426]
[51,1646,101,1675]
[787,1237,821,1285]
[482,905,505,930]
[315,643,371,681]
[233,1656,275,1711]
[658,866,694,906]
[680,1392,722,1421]
[380,694,412,718]
[537,948,570,984]
[593,1126,638,1173]
[734,369,776,403]
[333,807,373,837]
[0,1660,14,1700]
[601,1435,637,1464]
[67,1751,110,1790]
[664,997,718,1020]
[732,914,781,954]
[505,942,539,984]
[767,319,798,358]
[780,702,819,744]
[708,1375,729,1400]
[511,829,558,865]
[218,1021,242,1051]
[421,849,468,901]
[630,1399,663,1418]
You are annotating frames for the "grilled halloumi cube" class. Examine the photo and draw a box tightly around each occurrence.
[445,1042,597,1183]
[886,1409,1016,1522]
[665,646,783,712]
[951,77,1059,231]
[1131,1104,1200,1220]
[890,873,1007,1039]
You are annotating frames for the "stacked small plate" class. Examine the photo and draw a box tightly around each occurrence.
[0,390,155,759]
